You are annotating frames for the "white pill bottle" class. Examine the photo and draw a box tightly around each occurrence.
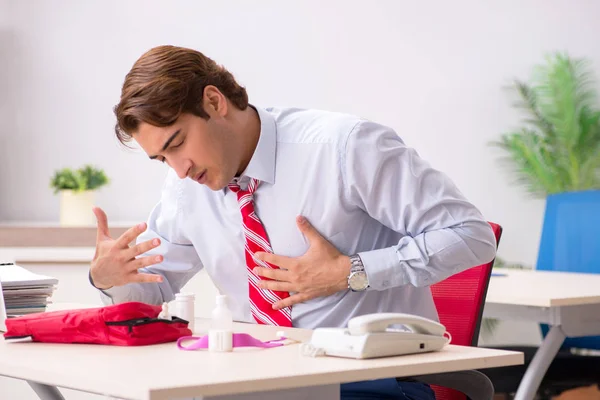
[174,292,196,333]
[208,294,233,352]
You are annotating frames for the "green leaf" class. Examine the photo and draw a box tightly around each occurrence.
[49,165,109,193]
[49,168,81,194]
[77,164,109,191]
[491,52,600,195]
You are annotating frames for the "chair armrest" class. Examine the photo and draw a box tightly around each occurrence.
[412,370,494,400]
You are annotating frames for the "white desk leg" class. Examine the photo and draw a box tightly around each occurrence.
[27,381,65,400]
[514,325,566,400]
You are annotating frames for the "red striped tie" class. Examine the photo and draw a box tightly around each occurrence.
[228,178,292,327]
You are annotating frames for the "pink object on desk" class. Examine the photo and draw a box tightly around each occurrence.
[177,333,288,350]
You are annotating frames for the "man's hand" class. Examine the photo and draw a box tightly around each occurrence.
[89,206,164,290]
[253,216,351,310]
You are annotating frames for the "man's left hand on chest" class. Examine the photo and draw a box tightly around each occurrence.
[253,216,351,311]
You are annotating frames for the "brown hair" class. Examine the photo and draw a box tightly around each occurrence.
[113,45,249,145]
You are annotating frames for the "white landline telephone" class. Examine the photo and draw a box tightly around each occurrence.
[303,313,451,359]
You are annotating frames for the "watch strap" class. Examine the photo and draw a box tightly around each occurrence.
[349,254,365,273]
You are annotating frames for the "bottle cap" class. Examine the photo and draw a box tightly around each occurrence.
[208,329,233,352]
[216,294,228,306]
[176,292,195,300]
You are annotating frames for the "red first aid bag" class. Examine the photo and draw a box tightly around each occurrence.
[3,302,192,346]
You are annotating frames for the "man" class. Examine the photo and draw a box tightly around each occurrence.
[89,45,497,399]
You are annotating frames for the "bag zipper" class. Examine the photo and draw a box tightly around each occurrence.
[106,316,188,333]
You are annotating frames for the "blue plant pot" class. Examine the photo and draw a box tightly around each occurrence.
[537,189,600,349]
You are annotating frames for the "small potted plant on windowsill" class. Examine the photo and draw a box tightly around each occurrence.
[50,165,109,226]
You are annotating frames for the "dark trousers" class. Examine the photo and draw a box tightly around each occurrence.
[341,378,436,399]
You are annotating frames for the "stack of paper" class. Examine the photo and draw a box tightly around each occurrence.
[0,263,58,316]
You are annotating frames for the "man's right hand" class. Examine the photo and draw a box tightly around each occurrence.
[89,206,164,290]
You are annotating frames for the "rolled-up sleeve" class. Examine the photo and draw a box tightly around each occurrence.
[341,120,497,290]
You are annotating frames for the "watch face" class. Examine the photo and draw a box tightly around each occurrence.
[349,271,369,291]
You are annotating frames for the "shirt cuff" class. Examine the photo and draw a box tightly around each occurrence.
[358,246,405,291]
[88,269,131,305]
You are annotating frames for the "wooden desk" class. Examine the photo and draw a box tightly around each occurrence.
[0,222,136,264]
[0,223,132,248]
[484,269,600,400]
[0,304,522,400]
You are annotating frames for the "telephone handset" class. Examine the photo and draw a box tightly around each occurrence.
[305,312,451,359]
[347,313,446,336]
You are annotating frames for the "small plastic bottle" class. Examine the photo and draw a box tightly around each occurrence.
[174,292,196,333]
[208,294,233,352]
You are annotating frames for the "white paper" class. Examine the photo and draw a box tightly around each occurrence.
[0,264,58,287]
[0,280,6,332]
[0,263,58,318]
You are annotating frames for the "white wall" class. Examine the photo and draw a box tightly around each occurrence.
[2,0,599,267]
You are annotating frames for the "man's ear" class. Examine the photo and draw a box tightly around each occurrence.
[203,85,228,117]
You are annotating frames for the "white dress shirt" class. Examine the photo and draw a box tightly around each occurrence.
[98,105,497,329]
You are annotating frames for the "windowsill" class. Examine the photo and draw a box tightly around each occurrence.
[0,223,132,248]
[0,221,138,227]
[0,247,95,264]
[0,223,135,264]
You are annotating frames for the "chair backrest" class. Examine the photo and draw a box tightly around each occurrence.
[429,222,503,400]
[536,190,600,350]
[431,222,503,347]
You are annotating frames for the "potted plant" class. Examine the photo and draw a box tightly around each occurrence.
[491,52,600,273]
[50,165,109,226]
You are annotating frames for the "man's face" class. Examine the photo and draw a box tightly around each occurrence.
[134,111,237,191]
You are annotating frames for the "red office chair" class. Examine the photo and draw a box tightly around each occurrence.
[413,222,503,400]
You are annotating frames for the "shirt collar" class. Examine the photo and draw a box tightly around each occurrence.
[228,105,277,189]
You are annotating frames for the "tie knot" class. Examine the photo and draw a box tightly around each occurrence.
[228,178,259,195]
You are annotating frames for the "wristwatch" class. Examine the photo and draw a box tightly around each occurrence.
[347,254,370,292]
